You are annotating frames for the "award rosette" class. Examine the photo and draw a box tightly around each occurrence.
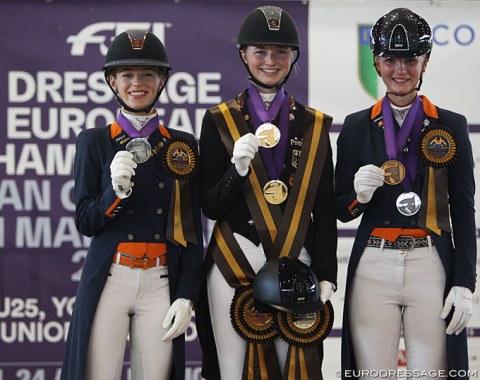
[230,286,279,343]
[275,300,334,347]
[160,137,199,179]
[419,125,459,168]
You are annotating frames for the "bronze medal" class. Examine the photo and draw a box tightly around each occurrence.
[230,286,279,343]
[126,138,152,164]
[255,123,281,148]
[263,180,288,204]
[381,160,406,185]
[159,138,199,180]
[396,192,422,216]
[275,301,334,347]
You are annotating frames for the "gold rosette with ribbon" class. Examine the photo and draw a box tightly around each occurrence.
[230,285,279,343]
[161,137,199,247]
[419,125,459,168]
[275,300,334,348]
[418,125,458,236]
[230,286,282,379]
[160,137,199,180]
[277,301,334,379]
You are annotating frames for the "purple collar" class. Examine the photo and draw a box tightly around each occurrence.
[117,112,160,138]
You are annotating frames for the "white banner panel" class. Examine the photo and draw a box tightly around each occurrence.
[309,0,480,124]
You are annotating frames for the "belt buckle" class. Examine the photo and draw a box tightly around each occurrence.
[401,236,416,251]
[130,257,149,270]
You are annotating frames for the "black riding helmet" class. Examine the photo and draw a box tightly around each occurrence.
[253,257,323,314]
[104,29,171,113]
[237,6,300,89]
[370,8,432,93]
[370,8,432,58]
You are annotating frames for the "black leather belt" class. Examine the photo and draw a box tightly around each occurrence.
[366,236,433,251]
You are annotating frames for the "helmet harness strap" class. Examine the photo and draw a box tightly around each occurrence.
[239,48,300,90]
[105,70,169,114]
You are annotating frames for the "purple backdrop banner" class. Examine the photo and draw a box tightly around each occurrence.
[0,2,308,379]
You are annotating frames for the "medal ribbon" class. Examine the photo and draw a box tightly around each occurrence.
[117,112,160,138]
[208,101,333,380]
[211,101,330,260]
[382,96,424,191]
[247,83,290,179]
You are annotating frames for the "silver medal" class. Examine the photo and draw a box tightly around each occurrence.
[126,138,152,163]
[396,192,421,216]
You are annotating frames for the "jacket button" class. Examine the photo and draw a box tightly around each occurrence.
[156,208,163,215]
[247,219,254,226]
[154,234,161,240]
[128,234,134,240]
[384,220,390,226]
[158,182,165,189]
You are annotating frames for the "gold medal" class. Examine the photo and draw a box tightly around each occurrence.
[255,123,281,148]
[126,138,152,164]
[263,180,288,204]
[381,160,406,185]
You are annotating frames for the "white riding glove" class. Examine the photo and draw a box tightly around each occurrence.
[353,164,385,204]
[440,286,473,335]
[110,151,137,198]
[162,298,193,341]
[231,133,260,176]
[319,280,335,303]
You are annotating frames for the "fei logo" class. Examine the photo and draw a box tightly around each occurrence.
[358,24,377,99]
[66,22,171,56]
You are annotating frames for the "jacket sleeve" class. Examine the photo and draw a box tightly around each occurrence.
[311,137,338,286]
[74,128,131,237]
[444,112,477,291]
[174,134,205,305]
[199,109,249,221]
[334,112,369,223]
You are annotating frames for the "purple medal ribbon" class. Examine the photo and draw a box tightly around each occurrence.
[247,83,290,179]
[382,96,424,191]
[117,112,160,138]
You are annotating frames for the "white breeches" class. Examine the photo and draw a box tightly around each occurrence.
[207,233,311,380]
[86,263,173,380]
[349,242,447,380]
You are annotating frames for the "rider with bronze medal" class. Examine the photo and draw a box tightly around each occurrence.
[335,8,476,379]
